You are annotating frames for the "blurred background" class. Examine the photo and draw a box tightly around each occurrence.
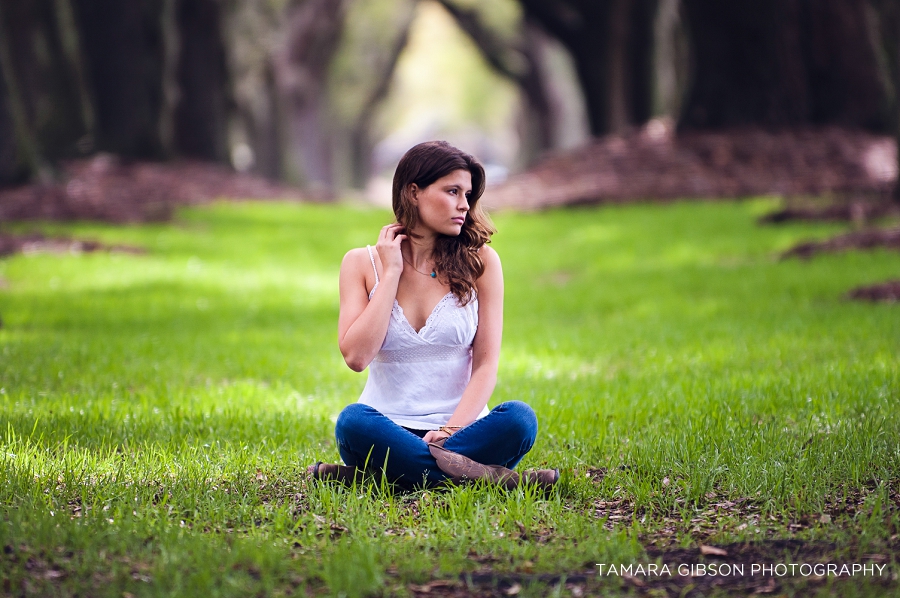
[2,0,900,215]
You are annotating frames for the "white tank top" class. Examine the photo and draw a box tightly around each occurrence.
[357,245,489,429]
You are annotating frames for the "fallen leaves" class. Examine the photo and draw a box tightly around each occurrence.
[407,580,458,594]
[486,126,897,211]
[0,233,145,257]
[782,226,900,260]
[849,280,900,302]
[0,155,306,224]
[700,545,728,556]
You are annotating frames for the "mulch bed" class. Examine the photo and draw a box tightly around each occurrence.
[0,154,304,224]
[0,232,145,257]
[484,124,898,210]
[381,476,899,596]
[391,539,897,597]
[3,128,896,221]
[759,199,899,224]
[781,226,900,259]
[848,281,900,302]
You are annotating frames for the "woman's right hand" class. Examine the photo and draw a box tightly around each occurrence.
[375,223,406,278]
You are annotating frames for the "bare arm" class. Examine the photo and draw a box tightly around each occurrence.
[338,224,406,372]
[423,246,503,443]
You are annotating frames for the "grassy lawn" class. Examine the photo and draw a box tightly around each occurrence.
[0,199,898,597]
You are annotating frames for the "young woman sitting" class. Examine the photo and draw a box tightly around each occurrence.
[309,140,558,491]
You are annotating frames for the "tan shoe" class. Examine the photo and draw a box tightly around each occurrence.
[519,468,560,489]
[428,440,559,490]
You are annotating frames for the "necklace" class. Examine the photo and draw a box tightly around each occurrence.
[403,256,437,278]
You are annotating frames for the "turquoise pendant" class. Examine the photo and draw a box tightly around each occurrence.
[430,271,436,278]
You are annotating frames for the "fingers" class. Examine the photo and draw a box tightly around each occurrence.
[377,224,406,246]
[422,430,449,444]
[378,224,397,243]
[389,226,406,242]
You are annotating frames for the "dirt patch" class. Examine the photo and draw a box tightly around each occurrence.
[402,571,591,597]
[759,199,899,224]
[390,481,899,596]
[0,154,305,223]
[0,232,145,257]
[781,226,900,259]
[625,540,897,597]
[391,539,898,597]
[848,280,900,302]
[484,124,898,210]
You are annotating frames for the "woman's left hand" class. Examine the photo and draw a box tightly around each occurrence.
[422,429,451,444]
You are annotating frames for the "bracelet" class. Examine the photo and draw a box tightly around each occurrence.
[439,425,462,435]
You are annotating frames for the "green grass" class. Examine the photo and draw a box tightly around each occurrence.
[0,198,898,596]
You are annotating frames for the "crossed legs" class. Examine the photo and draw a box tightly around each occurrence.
[333,401,538,490]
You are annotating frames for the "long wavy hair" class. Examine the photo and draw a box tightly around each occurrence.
[392,140,495,305]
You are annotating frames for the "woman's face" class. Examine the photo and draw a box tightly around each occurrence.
[411,169,472,237]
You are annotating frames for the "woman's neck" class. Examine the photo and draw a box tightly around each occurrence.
[403,229,436,269]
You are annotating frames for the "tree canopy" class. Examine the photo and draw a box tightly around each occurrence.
[0,0,897,193]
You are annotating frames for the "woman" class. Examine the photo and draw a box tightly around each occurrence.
[309,141,557,490]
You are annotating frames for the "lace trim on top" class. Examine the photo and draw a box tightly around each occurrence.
[374,344,471,363]
[393,293,455,337]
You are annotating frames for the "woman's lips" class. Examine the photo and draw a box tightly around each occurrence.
[451,217,465,224]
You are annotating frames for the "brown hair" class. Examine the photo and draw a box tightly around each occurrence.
[392,140,495,305]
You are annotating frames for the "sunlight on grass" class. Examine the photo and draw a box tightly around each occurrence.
[0,199,898,596]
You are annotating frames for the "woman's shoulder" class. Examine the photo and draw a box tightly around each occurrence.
[478,244,498,257]
[478,244,501,270]
[342,246,378,270]
[474,244,502,298]
[341,247,379,297]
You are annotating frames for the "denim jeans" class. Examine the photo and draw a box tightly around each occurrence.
[334,401,538,490]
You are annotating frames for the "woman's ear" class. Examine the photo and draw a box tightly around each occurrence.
[409,183,419,205]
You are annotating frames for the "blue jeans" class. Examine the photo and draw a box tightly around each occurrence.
[334,401,538,490]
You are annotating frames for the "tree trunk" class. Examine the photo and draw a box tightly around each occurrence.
[220,0,284,180]
[436,0,555,157]
[272,0,347,193]
[516,19,557,159]
[627,0,658,124]
[680,0,890,131]
[0,2,40,184]
[173,0,230,162]
[53,0,96,143]
[71,0,166,158]
[0,68,20,185]
[567,3,615,136]
[519,0,659,136]
[803,0,890,130]
[653,0,689,117]
[243,60,283,181]
[607,0,633,133]
[870,0,900,203]
[349,13,414,189]
[1,0,232,179]
[0,0,92,170]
